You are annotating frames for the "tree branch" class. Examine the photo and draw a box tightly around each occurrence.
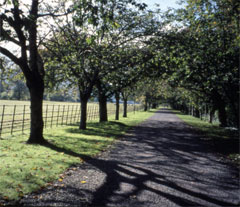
[0,46,22,66]
[0,27,21,46]
[37,10,73,18]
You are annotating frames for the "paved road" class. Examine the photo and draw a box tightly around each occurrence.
[21,109,239,207]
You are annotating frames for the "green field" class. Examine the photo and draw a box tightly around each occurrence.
[0,100,81,106]
[0,110,154,203]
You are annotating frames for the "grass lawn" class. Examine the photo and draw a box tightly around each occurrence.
[0,110,155,203]
[173,110,239,165]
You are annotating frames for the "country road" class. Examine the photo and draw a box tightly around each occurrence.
[21,109,240,207]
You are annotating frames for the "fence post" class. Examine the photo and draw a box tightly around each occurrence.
[87,106,90,121]
[87,106,91,121]
[93,106,95,120]
[94,106,97,120]
[74,105,77,123]
[45,105,48,128]
[11,105,16,135]
[62,105,65,125]
[0,105,5,138]
[91,105,93,121]
[70,105,74,124]
[51,105,54,128]
[56,105,60,126]
[22,105,26,134]
[78,105,81,123]
[76,105,79,123]
[66,105,70,125]
[90,105,93,121]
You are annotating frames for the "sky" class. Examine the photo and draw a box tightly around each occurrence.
[139,0,184,11]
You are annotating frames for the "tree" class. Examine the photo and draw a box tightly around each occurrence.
[0,0,46,143]
[45,29,99,129]
[0,0,74,143]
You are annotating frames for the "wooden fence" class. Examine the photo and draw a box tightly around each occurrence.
[0,103,142,137]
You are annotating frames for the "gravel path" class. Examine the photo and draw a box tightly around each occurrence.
[21,109,239,207]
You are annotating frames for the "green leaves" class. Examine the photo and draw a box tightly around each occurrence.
[113,22,120,28]
[86,37,94,45]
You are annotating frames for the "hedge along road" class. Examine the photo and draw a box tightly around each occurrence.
[21,109,239,207]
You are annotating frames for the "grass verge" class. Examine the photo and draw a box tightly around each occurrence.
[173,110,239,165]
[0,110,155,203]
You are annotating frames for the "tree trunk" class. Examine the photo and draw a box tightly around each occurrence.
[115,92,120,120]
[152,103,157,109]
[78,81,95,130]
[123,98,127,117]
[144,99,148,111]
[213,91,228,127]
[144,92,149,111]
[209,108,215,124]
[196,109,200,118]
[217,102,227,127]
[96,79,108,122]
[195,108,200,118]
[99,93,108,122]
[27,82,45,144]
[200,109,203,120]
[144,103,148,111]
[80,97,88,130]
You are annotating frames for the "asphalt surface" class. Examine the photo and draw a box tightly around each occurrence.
[21,109,240,207]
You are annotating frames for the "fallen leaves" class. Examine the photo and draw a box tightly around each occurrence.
[79,158,84,162]
[16,187,24,198]
[18,184,23,188]
[3,196,9,200]
[45,182,53,187]
[130,195,137,199]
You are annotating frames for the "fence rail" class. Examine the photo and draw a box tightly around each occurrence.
[0,103,143,137]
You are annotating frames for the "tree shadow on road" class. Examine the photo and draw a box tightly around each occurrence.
[21,118,240,207]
